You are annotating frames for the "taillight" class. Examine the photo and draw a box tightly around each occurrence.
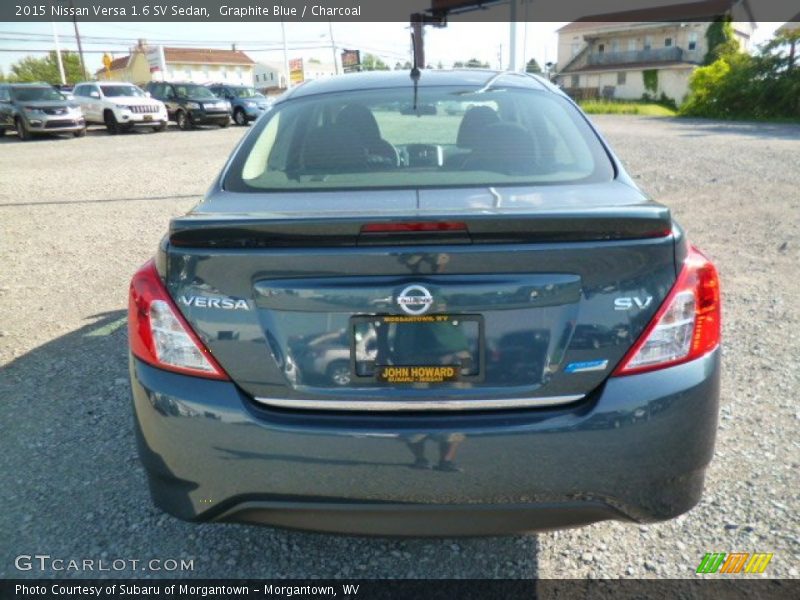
[612,245,720,376]
[360,221,467,233]
[128,259,229,380]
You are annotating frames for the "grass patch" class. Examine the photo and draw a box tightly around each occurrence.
[579,100,677,117]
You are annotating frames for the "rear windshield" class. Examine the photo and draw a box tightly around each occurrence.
[225,85,613,192]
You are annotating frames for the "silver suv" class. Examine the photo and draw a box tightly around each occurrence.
[0,83,86,140]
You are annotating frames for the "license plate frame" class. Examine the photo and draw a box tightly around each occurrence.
[350,314,485,385]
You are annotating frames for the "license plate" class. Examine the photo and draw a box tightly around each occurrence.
[351,314,483,384]
[143,114,153,121]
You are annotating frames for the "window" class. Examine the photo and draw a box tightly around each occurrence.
[571,74,580,87]
[688,32,698,50]
[611,39,620,53]
[597,43,605,53]
[617,72,626,85]
[644,36,653,50]
[72,84,86,97]
[0,87,10,102]
[628,39,637,52]
[226,85,614,192]
[665,37,673,47]
[571,42,581,57]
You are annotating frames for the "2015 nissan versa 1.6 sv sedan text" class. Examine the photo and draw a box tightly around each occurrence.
[128,70,721,536]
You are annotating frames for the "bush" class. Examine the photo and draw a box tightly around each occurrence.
[680,32,800,121]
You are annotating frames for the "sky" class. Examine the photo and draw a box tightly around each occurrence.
[0,19,783,76]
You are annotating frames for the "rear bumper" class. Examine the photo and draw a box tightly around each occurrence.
[130,348,720,535]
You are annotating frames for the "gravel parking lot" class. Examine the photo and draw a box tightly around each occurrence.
[1,116,798,579]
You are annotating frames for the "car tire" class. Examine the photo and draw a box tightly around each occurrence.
[176,111,192,131]
[233,108,247,126]
[104,111,120,135]
[326,361,352,387]
[219,118,230,128]
[73,128,86,138]
[152,121,167,132]
[15,117,31,141]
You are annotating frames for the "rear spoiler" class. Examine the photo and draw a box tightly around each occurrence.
[169,206,672,248]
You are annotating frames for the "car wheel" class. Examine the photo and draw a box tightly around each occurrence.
[233,108,247,126]
[73,128,86,138]
[152,121,167,132]
[326,361,351,386]
[219,118,230,128]
[104,111,120,134]
[15,117,31,141]
[176,111,192,131]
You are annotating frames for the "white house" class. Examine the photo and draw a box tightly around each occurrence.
[97,43,255,86]
[554,0,756,104]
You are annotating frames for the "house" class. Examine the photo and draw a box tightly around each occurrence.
[554,0,756,104]
[253,62,286,92]
[96,42,255,86]
[253,58,337,94]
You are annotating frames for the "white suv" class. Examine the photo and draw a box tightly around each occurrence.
[73,81,168,134]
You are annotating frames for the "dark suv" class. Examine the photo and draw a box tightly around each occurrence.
[206,83,271,126]
[144,81,231,130]
[0,83,86,140]
[129,70,721,536]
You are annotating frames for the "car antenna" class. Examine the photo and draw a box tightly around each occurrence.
[409,25,421,111]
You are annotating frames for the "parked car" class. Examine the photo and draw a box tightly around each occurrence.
[128,70,721,536]
[144,81,230,130]
[205,83,271,126]
[73,81,168,134]
[0,83,86,140]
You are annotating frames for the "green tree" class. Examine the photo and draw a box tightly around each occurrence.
[361,53,389,71]
[525,58,542,74]
[465,58,489,68]
[0,67,6,82]
[704,17,738,65]
[9,51,85,84]
[453,61,465,68]
[681,29,800,120]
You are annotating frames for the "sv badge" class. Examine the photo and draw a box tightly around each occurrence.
[614,296,653,311]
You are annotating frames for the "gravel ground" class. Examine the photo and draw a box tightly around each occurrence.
[0,116,798,579]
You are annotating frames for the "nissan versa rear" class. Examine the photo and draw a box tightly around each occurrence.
[128,71,721,535]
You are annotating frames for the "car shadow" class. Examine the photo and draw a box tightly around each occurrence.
[667,117,800,140]
[0,311,539,579]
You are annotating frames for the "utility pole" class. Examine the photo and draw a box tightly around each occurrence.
[51,21,66,85]
[508,0,517,71]
[281,18,291,89]
[328,20,339,75]
[69,0,87,80]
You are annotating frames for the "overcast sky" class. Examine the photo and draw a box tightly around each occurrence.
[0,19,782,75]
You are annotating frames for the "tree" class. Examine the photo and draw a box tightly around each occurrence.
[0,67,6,82]
[436,61,443,70]
[361,53,390,71]
[465,58,489,68]
[704,17,738,65]
[453,61,465,68]
[525,58,542,74]
[9,51,85,84]
[681,29,800,120]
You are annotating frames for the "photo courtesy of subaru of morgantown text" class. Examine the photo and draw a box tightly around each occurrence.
[128,69,722,535]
